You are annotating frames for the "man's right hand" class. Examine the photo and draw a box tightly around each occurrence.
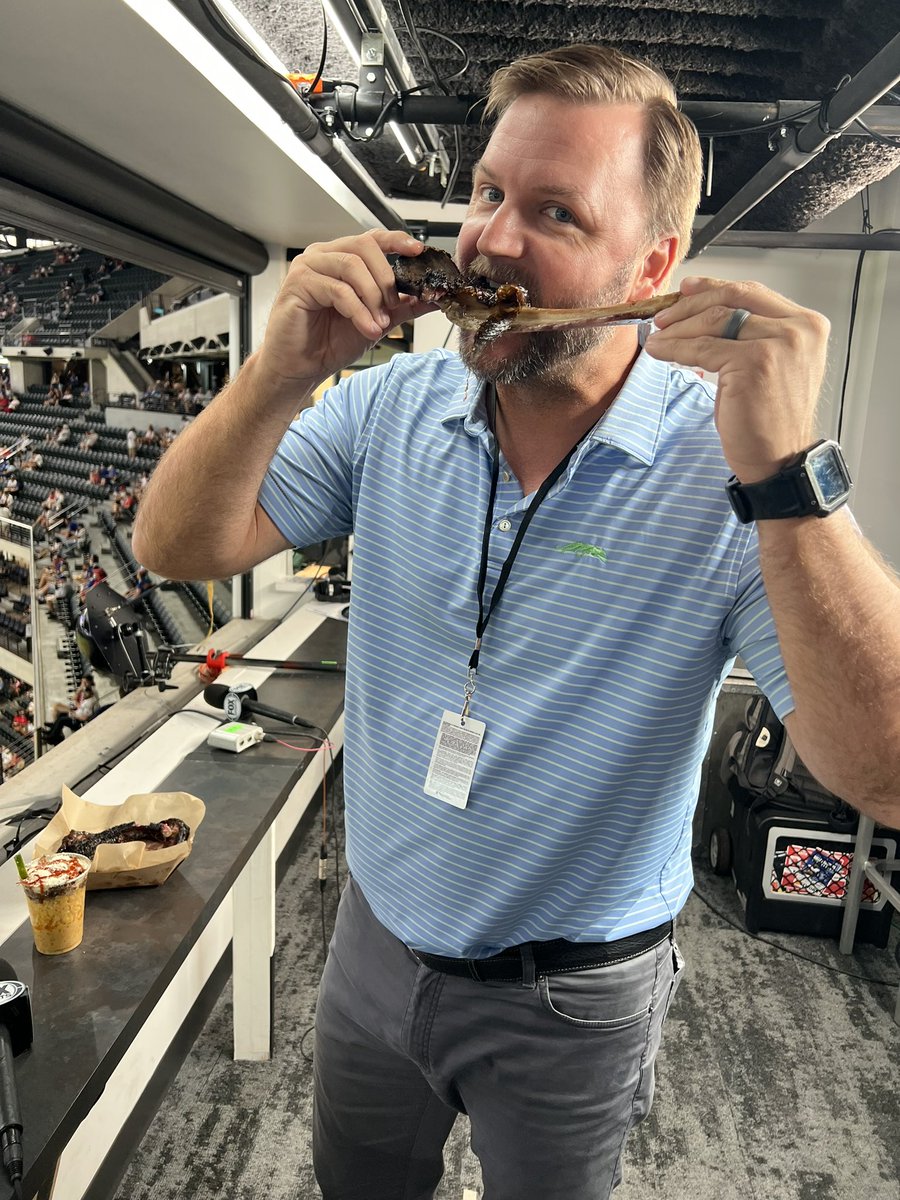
[256,229,435,393]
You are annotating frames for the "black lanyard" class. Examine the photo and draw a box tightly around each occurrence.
[466,385,582,687]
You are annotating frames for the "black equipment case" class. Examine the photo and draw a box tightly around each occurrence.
[700,674,897,947]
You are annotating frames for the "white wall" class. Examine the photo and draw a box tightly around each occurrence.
[825,175,900,565]
[250,243,288,352]
[139,293,231,349]
[5,357,47,392]
[103,356,142,398]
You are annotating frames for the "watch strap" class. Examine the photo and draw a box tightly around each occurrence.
[727,468,812,522]
[726,439,851,523]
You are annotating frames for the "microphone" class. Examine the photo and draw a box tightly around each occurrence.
[0,960,33,1197]
[203,683,319,730]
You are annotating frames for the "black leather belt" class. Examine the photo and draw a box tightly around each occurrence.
[411,919,673,984]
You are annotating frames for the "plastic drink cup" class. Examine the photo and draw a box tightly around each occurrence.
[19,853,92,955]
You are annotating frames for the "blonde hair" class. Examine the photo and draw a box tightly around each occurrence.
[485,44,702,264]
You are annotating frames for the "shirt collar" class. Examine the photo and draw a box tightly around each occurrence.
[440,346,671,466]
[587,347,670,466]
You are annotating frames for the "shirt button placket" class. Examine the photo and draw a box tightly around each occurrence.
[498,518,512,532]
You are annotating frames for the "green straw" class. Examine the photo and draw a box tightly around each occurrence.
[13,854,27,881]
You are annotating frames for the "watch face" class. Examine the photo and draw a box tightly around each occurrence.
[806,442,852,511]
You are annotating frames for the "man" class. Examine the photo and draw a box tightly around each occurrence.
[42,675,97,745]
[125,566,152,600]
[134,43,900,1200]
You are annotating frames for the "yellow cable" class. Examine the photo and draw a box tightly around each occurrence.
[205,580,215,639]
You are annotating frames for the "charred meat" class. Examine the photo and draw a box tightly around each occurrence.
[393,247,527,310]
[392,246,679,347]
[59,818,191,860]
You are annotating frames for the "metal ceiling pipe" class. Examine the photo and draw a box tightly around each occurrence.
[312,94,900,134]
[694,229,900,251]
[410,221,900,252]
[680,101,900,135]
[689,32,900,257]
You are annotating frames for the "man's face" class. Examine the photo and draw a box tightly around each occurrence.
[455,96,662,387]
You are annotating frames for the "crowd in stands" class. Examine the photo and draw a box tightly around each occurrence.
[0,264,21,326]
[136,375,214,416]
[41,673,98,746]
[0,366,20,414]
[0,406,163,685]
[1,246,136,331]
[0,372,230,774]
[0,669,33,776]
[45,368,90,408]
[0,550,32,657]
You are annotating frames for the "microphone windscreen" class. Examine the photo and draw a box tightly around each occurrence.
[203,684,230,708]
[0,963,17,984]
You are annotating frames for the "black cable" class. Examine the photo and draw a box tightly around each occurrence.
[300,1023,316,1064]
[337,83,433,147]
[196,0,295,88]
[836,248,865,445]
[325,739,341,895]
[860,185,873,235]
[395,0,450,96]
[417,29,470,83]
[95,709,224,775]
[394,0,459,191]
[834,218,900,444]
[333,103,371,144]
[282,560,331,618]
[442,126,463,207]
[851,115,900,148]
[306,1,328,97]
[818,72,900,147]
[818,74,852,136]
[697,103,820,140]
[3,806,57,860]
[691,885,899,986]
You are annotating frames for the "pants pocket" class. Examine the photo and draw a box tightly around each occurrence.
[538,942,663,1029]
[663,940,686,1020]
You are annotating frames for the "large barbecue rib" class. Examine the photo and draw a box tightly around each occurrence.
[393,247,679,346]
[58,819,191,860]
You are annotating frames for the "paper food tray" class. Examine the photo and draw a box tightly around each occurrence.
[32,785,205,890]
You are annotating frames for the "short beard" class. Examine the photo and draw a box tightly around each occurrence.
[458,259,636,388]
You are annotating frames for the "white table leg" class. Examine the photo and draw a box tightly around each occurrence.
[232,826,276,1061]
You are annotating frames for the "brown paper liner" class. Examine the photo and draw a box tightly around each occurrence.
[33,786,206,890]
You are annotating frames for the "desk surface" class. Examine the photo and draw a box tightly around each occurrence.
[0,618,346,1200]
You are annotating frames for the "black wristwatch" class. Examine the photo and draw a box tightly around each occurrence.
[726,439,853,523]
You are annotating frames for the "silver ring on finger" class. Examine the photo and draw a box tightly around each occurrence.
[722,307,752,341]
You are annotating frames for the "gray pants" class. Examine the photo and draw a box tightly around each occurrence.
[313,877,684,1200]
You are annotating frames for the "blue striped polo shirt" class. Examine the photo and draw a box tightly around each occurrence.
[260,347,792,957]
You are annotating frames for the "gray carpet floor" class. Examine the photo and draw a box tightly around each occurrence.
[113,776,900,1200]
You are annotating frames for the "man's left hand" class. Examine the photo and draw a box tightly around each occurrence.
[644,276,831,483]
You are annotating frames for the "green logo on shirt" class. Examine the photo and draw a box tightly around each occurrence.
[556,541,608,562]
